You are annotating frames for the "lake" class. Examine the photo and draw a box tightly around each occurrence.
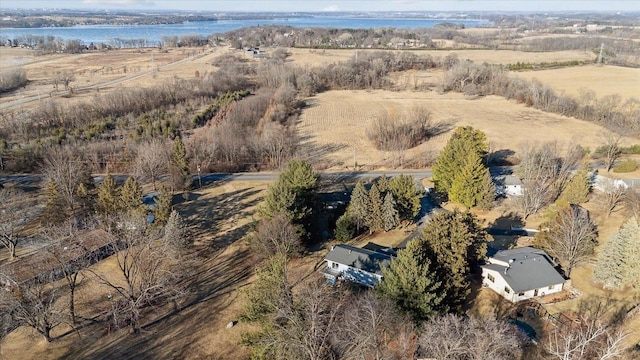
[0,17,491,45]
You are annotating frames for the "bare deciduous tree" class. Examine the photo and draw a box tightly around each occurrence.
[418,314,525,360]
[133,139,168,191]
[0,272,63,343]
[0,188,38,259]
[90,214,186,333]
[536,205,598,277]
[516,142,583,217]
[249,212,300,259]
[547,316,627,360]
[42,147,92,218]
[601,133,622,173]
[41,221,93,324]
[595,181,627,217]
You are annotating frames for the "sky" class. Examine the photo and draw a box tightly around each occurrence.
[0,0,638,13]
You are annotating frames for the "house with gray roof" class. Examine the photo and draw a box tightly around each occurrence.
[481,247,566,302]
[321,244,393,287]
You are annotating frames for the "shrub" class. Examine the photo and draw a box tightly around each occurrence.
[0,67,27,93]
[613,159,638,173]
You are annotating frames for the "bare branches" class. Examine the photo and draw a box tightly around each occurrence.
[536,205,598,277]
[249,212,301,259]
[418,314,525,360]
[89,213,187,333]
[0,187,39,259]
[595,181,627,217]
[42,147,92,218]
[516,142,584,218]
[133,139,169,191]
[601,133,623,173]
[547,316,627,360]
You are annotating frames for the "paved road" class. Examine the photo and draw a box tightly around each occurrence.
[1,170,433,186]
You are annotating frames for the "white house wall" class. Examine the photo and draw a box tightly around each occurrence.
[482,268,563,303]
[325,260,382,287]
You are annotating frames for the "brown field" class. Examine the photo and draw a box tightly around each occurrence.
[0,46,231,108]
[297,89,634,170]
[287,47,594,67]
[515,64,640,99]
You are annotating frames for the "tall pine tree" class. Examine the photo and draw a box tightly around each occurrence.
[170,136,191,192]
[348,181,370,233]
[153,186,173,227]
[417,210,488,313]
[43,179,64,224]
[377,239,445,322]
[560,162,591,204]
[593,218,640,290]
[382,192,400,231]
[367,184,384,233]
[388,174,421,221]
[96,174,120,215]
[450,151,494,208]
[433,126,488,198]
[120,177,144,214]
[260,159,318,237]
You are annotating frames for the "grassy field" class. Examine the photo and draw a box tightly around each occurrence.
[515,64,640,99]
[297,89,634,170]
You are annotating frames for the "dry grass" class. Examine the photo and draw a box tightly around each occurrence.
[297,89,634,170]
[0,46,231,108]
[0,180,270,360]
[287,48,594,67]
[515,64,640,100]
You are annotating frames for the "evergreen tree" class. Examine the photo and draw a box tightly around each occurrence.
[376,174,390,193]
[377,239,445,322]
[367,184,384,233]
[433,126,488,198]
[260,159,318,236]
[477,169,496,210]
[96,174,120,215]
[450,151,494,208]
[43,179,64,224]
[261,180,297,221]
[241,252,290,322]
[348,181,370,233]
[594,218,640,290]
[560,162,591,204]
[389,174,421,221]
[170,136,191,192]
[120,177,144,214]
[163,210,187,247]
[417,210,488,313]
[334,212,355,242]
[382,192,400,231]
[153,187,173,227]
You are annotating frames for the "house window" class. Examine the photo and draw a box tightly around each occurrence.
[548,285,554,290]
[518,292,525,296]
[487,274,495,283]
[504,287,511,294]
[331,262,338,269]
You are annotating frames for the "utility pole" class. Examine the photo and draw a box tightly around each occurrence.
[353,147,357,170]
[597,43,604,65]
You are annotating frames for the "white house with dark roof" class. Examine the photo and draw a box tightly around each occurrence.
[481,247,566,302]
[494,175,524,197]
[322,244,393,287]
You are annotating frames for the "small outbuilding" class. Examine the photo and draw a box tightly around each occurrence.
[481,247,566,303]
[321,244,393,287]
[494,175,524,197]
